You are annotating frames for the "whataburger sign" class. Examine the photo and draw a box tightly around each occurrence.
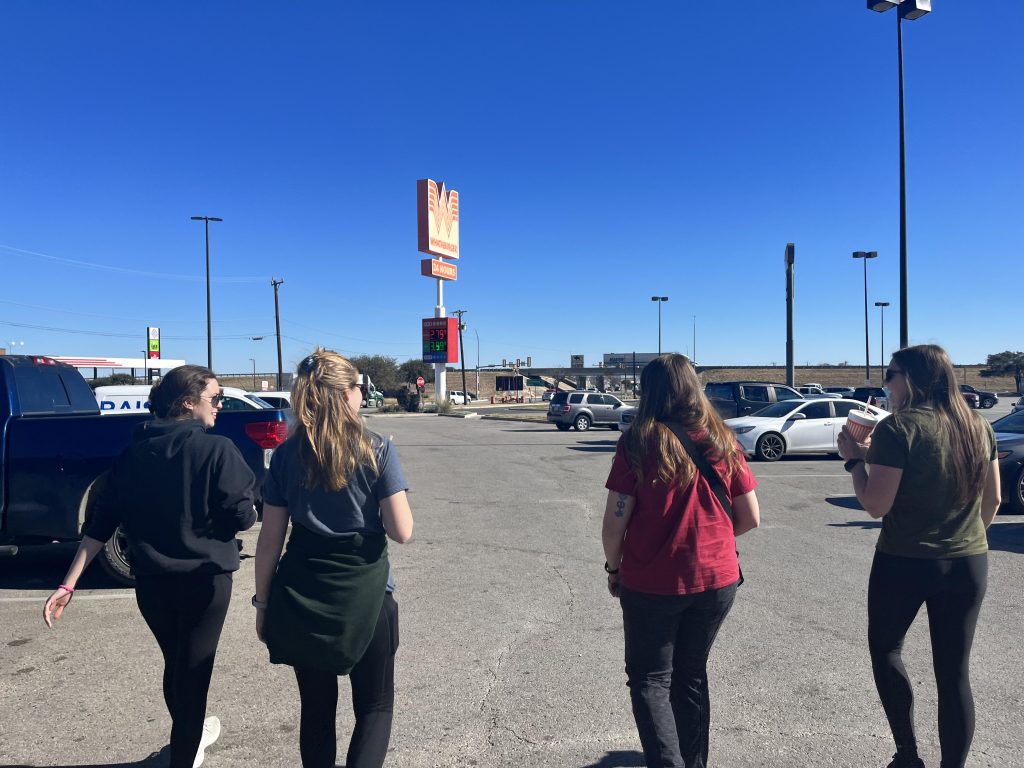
[417,179,459,260]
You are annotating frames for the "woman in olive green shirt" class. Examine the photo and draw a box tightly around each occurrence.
[838,344,1000,768]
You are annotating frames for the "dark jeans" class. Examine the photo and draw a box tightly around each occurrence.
[620,582,738,768]
[868,551,987,768]
[135,571,232,768]
[293,593,399,768]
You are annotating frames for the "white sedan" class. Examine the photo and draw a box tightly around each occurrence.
[725,399,889,462]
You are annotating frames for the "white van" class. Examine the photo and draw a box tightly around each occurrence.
[94,385,273,414]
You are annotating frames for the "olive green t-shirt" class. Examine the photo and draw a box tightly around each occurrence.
[867,407,995,558]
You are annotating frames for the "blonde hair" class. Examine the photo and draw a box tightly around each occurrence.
[291,348,378,491]
[890,344,989,506]
[623,354,743,487]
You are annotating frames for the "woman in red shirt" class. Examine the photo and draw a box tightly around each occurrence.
[603,354,760,768]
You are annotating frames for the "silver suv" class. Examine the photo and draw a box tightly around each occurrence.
[547,390,626,431]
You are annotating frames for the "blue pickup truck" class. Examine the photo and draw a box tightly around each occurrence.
[0,355,289,583]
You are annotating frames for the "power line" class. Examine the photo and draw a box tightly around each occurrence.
[0,318,271,340]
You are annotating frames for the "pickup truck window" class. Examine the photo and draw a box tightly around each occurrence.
[775,387,802,401]
[13,365,82,414]
[705,383,732,400]
[741,385,769,403]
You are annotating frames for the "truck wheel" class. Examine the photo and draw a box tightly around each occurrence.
[574,415,591,432]
[755,433,785,462]
[97,526,135,586]
[982,397,996,409]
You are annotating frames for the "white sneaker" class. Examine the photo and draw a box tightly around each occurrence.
[193,715,221,768]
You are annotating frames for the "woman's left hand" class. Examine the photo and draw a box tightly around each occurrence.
[255,608,267,644]
[607,573,621,598]
[837,426,869,461]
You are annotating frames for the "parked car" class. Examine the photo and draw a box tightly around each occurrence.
[961,390,980,409]
[959,384,997,409]
[704,381,804,419]
[0,356,289,584]
[1012,395,1024,414]
[547,390,626,431]
[96,384,273,413]
[992,409,1024,514]
[251,390,291,409]
[851,387,889,410]
[541,389,557,402]
[725,399,889,462]
[823,386,856,397]
[448,390,475,405]
[796,386,841,399]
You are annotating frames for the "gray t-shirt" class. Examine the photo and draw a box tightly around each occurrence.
[263,429,408,589]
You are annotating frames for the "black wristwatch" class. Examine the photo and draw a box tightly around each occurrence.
[844,458,865,473]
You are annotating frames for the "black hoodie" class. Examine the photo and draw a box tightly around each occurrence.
[84,419,257,576]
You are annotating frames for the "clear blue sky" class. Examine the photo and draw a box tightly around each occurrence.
[1,2,1020,375]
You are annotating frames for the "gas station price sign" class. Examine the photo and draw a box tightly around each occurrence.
[422,317,459,364]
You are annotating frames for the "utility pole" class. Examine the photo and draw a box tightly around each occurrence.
[190,215,222,369]
[271,278,284,390]
[453,309,468,402]
[785,243,795,387]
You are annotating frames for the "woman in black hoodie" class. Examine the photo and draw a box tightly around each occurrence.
[43,365,257,768]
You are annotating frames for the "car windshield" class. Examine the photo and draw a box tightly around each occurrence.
[750,401,802,418]
[992,410,1024,435]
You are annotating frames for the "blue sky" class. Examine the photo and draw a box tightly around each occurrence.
[1,2,1020,375]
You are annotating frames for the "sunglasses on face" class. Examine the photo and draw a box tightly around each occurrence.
[202,394,224,406]
[884,368,903,383]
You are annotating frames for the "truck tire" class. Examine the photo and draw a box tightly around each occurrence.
[755,432,785,462]
[97,526,135,586]
[982,397,996,409]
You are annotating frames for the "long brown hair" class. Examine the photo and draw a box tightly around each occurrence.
[291,348,378,492]
[149,365,215,419]
[622,354,742,486]
[890,344,989,505]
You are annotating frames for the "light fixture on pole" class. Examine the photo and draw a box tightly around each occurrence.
[852,251,879,384]
[867,0,931,348]
[190,215,223,370]
[874,301,890,376]
[651,296,668,356]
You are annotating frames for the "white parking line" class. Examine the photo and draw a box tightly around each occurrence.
[0,593,136,603]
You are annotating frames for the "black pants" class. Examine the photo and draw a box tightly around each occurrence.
[620,583,737,768]
[135,571,232,768]
[868,551,987,768]
[293,593,399,768]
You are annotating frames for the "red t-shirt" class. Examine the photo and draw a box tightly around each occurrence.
[605,436,757,596]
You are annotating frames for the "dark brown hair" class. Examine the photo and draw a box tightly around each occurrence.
[149,365,216,419]
[890,344,989,505]
[622,354,742,486]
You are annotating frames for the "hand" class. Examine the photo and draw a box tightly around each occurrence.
[255,608,266,643]
[607,573,621,598]
[837,426,869,461]
[43,588,73,628]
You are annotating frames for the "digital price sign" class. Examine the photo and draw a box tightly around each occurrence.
[422,317,459,364]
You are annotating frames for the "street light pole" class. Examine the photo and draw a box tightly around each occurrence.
[853,251,879,384]
[191,215,223,370]
[474,328,480,399]
[651,296,668,355]
[249,358,256,390]
[867,0,932,348]
[874,301,890,376]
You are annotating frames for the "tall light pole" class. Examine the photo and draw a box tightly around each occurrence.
[875,301,890,376]
[191,215,223,369]
[853,251,879,384]
[249,358,257,390]
[473,328,480,398]
[867,0,931,348]
[271,278,284,390]
[651,296,668,355]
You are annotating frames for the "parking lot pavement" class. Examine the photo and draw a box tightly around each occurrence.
[2,416,1021,767]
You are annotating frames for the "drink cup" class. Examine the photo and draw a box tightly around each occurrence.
[846,409,880,443]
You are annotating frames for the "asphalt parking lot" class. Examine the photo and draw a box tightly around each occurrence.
[1,406,1021,767]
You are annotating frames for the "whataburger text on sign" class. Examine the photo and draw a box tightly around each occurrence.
[420,258,457,281]
[417,179,459,260]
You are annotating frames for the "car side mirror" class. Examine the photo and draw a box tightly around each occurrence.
[787,412,807,421]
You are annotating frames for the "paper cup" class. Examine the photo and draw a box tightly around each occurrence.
[846,409,880,443]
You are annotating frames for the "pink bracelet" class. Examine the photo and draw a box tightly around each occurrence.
[58,584,75,594]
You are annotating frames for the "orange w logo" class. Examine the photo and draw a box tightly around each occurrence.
[428,180,459,237]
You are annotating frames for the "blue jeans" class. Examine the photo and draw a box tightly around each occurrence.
[620,582,738,768]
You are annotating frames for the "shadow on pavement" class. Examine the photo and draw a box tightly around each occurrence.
[987,522,1024,553]
[828,520,882,530]
[825,496,864,511]
[0,748,168,767]
[580,750,645,767]
[567,445,617,453]
[0,542,125,592]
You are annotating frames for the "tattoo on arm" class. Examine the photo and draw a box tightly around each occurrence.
[615,494,627,518]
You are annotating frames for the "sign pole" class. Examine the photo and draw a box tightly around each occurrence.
[434,277,446,401]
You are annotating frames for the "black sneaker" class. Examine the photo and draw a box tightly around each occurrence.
[886,752,925,768]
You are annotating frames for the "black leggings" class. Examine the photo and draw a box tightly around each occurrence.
[293,593,399,768]
[868,551,987,768]
[135,571,232,768]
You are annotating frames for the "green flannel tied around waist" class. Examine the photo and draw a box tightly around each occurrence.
[265,523,388,674]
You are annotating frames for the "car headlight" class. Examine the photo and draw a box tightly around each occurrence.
[732,426,755,434]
